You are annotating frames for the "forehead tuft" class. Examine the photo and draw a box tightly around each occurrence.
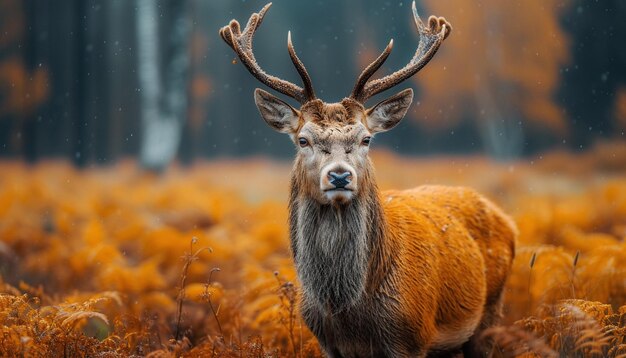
[300,120,367,144]
[300,99,365,128]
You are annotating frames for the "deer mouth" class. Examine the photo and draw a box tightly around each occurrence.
[323,187,355,204]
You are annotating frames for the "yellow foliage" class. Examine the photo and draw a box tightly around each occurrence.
[1,146,626,356]
[184,283,223,304]
[418,0,569,133]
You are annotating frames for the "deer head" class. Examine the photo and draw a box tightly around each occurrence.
[220,2,451,205]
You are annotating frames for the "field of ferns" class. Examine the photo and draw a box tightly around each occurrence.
[1,143,626,357]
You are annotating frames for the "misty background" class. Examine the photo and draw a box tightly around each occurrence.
[1,0,625,168]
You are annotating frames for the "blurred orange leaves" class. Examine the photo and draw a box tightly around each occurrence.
[0,0,49,118]
[1,147,626,356]
[0,58,49,116]
[417,0,569,133]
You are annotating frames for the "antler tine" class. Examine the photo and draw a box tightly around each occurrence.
[288,31,316,102]
[351,1,451,103]
[350,39,394,102]
[219,3,315,104]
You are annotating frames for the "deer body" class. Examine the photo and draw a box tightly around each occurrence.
[292,184,516,356]
[221,3,516,356]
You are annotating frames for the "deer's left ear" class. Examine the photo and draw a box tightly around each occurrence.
[365,88,413,133]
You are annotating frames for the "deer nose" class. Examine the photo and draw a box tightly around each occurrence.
[328,171,352,189]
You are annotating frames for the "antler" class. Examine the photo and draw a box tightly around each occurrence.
[350,1,451,103]
[219,3,315,104]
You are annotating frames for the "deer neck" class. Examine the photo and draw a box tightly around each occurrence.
[289,177,387,313]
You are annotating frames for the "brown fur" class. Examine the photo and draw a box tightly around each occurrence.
[222,3,514,356]
[284,100,516,357]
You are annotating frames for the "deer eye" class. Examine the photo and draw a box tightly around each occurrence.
[298,137,309,147]
[361,137,371,146]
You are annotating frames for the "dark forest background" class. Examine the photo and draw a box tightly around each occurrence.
[1,0,625,167]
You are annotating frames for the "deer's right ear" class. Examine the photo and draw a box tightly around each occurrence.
[254,88,300,134]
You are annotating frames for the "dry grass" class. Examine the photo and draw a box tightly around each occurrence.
[1,142,626,357]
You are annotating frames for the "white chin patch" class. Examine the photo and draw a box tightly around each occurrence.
[325,189,354,204]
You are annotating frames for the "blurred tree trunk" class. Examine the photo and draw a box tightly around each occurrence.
[476,7,523,161]
[560,0,626,148]
[73,0,87,166]
[136,0,190,171]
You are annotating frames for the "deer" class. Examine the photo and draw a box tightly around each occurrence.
[220,3,516,357]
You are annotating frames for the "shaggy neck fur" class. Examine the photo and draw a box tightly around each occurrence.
[289,161,388,313]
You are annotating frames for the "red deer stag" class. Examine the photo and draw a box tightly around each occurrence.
[220,3,516,357]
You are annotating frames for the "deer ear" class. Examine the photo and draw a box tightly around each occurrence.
[254,88,300,133]
[365,88,413,133]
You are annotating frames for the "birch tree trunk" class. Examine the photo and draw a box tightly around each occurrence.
[136,0,190,171]
[475,7,523,160]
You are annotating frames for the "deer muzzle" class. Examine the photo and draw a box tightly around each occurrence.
[321,163,357,203]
